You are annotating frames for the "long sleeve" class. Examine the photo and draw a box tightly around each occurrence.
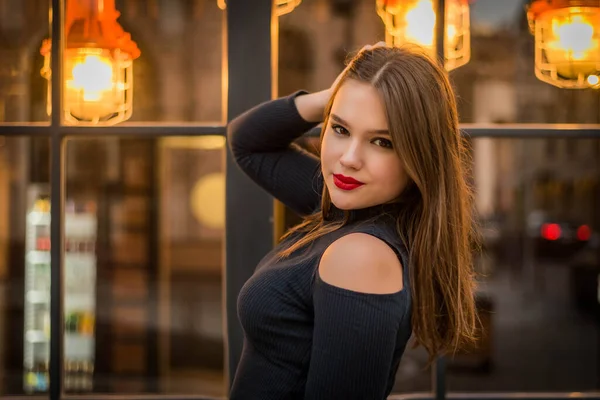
[304,275,408,400]
[227,91,324,216]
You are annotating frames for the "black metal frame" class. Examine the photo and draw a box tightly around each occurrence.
[225,0,277,388]
[0,0,599,399]
[49,0,64,399]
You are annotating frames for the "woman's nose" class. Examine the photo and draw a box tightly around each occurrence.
[339,141,363,170]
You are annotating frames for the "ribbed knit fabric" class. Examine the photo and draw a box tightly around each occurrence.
[227,91,413,400]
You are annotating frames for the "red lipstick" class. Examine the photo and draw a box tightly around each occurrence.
[333,174,364,191]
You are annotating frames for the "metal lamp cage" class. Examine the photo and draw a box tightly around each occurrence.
[528,0,600,89]
[376,0,471,71]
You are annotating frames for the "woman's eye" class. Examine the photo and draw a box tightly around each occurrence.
[373,138,393,149]
[331,124,349,136]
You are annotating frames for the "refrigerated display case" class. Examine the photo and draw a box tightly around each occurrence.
[23,188,97,393]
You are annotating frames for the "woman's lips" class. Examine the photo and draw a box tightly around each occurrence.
[333,174,365,191]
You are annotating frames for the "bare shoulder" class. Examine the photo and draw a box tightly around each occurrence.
[318,233,404,294]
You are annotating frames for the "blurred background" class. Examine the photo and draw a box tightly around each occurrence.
[0,0,598,398]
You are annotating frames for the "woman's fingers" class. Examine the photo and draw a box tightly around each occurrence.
[361,41,388,53]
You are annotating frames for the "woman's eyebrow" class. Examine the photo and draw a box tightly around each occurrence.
[330,113,389,135]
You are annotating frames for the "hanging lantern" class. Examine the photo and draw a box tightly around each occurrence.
[527,0,600,89]
[40,0,140,125]
[376,0,471,71]
[217,0,302,16]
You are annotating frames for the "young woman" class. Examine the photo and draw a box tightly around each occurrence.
[227,43,478,400]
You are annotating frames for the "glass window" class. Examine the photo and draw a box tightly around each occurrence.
[279,0,600,125]
[0,0,225,126]
[279,2,599,393]
[447,137,600,391]
[451,0,600,124]
[0,135,50,397]
[0,0,50,124]
[112,0,226,124]
[64,136,225,396]
[278,0,384,96]
[277,137,600,394]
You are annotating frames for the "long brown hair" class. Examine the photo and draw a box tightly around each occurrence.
[280,45,479,361]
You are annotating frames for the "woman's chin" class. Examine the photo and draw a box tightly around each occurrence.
[329,191,359,211]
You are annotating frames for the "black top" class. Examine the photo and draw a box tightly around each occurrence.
[227,91,413,400]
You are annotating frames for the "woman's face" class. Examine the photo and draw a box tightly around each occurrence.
[321,79,409,210]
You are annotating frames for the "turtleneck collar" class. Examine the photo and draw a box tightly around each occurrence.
[324,201,401,224]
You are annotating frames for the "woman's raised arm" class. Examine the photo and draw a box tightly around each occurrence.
[227,90,330,216]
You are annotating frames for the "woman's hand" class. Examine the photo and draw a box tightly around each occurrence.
[294,41,388,123]
[294,90,332,123]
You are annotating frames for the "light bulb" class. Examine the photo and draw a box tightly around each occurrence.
[543,10,599,79]
[404,0,436,47]
[69,54,114,101]
[63,48,130,122]
[553,15,594,58]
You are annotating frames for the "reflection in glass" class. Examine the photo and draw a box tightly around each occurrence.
[447,138,600,392]
[104,0,226,123]
[64,137,225,396]
[277,8,600,385]
[22,187,97,394]
[278,136,600,393]
[159,136,225,395]
[0,0,50,124]
[452,0,600,123]
[278,0,385,96]
[278,0,600,124]
[0,136,50,397]
[526,1,600,89]
[5,0,228,125]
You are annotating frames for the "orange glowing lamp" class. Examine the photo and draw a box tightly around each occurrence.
[527,0,600,89]
[40,0,141,125]
[376,0,471,71]
[217,0,302,16]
